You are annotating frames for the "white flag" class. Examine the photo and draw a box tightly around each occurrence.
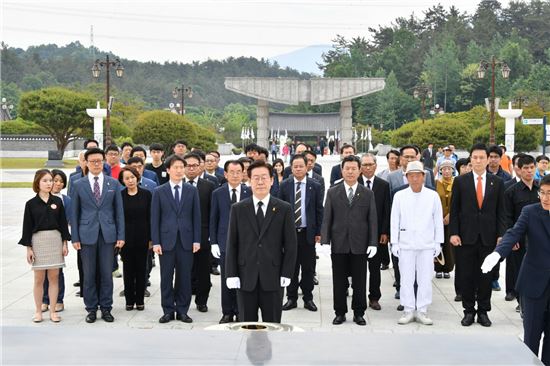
[326,128,330,140]
[251,128,255,140]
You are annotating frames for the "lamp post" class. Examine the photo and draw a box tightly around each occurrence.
[413,85,433,123]
[172,84,193,115]
[91,55,124,147]
[1,97,14,121]
[477,56,511,145]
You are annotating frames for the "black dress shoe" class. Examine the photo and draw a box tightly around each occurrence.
[73,281,80,287]
[332,315,346,325]
[176,314,193,323]
[504,293,515,301]
[353,315,366,326]
[397,305,404,311]
[369,300,381,310]
[282,299,297,311]
[125,305,134,311]
[85,311,96,323]
[197,304,208,312]
[219,314,234,324]
[101,310,114,322]
[461,313,475,326]
[380,264,389,270]
[454,294,462,302]
[304,300,318,312]
[159,313,174,323]
[477,313,492,327]
[211,267,220,275]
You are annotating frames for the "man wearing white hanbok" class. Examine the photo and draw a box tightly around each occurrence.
[390,161,444,325]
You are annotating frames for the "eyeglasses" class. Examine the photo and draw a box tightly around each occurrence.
[361,163,375,167]
[87,159,103,165]
[186,163,200,168]
[106,152,119,157]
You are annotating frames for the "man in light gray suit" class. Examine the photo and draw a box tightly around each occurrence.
[71,148,125,324]
[387,145,434,196]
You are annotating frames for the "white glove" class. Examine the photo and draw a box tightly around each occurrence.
[391,244,400,257]
[481,252,501,274]
[211,244,221,259]
[366,247,377,258]
[280,277,291,287]
[226,277,241,289]
[433,246,442,258]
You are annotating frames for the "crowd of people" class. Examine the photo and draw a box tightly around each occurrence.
[18,138,550,364]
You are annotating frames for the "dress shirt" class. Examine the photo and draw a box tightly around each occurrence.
[252,194,270,216]
[88,172,104,196]
[402,171,408,186]
[343,182,359,196]
[362,175,375,189]
[228,184,241,202]
[307,170,313,178]
[472,171,487,197]
[294,177,307,228]
[169,180,183,200]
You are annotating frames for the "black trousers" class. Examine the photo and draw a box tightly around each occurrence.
[286,230,315,302]
[367,249,382,301]
[506,245,526,297]
[521,284,550,365]
[379,243,390,267]
[392,254,401,291]
[455,239,494,314]
[220,252,238,316]
[237,282,283,323]
[121,245,148,306]
[332,253,367,317]
[192,241,212,306]
[453,246,462,296]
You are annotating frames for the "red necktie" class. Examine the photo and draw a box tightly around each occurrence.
[476,176,483,209]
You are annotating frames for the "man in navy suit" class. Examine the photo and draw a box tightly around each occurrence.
[71,148,125,323]
[151,155,201,323]
[210,160,252,323]
[130,146,160,185]
[279,154,323,312]
[482,174,550,365]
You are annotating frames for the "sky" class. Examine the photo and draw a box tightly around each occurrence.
[2,0,512,65]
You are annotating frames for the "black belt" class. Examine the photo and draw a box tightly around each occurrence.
[296,227,306,233]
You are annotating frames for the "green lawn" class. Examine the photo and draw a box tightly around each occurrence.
[0,182,33,188]
[0,158,78,169]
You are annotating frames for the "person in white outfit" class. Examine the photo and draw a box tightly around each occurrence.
[390,161,444,325]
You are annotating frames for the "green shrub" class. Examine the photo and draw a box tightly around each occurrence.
[0,118,47,134]
[132,110,198,148]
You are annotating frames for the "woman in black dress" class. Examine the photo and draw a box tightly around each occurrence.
[118,166,151,310]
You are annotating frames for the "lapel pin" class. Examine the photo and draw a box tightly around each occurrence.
[272,207,276,212]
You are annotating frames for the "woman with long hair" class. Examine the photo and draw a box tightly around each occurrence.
[273,158,285,184]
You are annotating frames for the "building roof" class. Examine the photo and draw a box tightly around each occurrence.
[269,112,340,132]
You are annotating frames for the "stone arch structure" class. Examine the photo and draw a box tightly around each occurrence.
[224,77,385,148]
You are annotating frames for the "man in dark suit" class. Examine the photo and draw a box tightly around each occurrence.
[449,143,506,327]
[225,160,297,323]
[282,143,322,179]
[421,143,437,170]
[210,160,252,323]
[304,150,325,199]
[329,144,356,186]
[130,146,160,185]
[151,155,201,323]
[481,174,550,365]
[359,153,390,310]
[279,154,323,312]
[183,152,216,312]
[321,155,378,326]
[71,148,125,323]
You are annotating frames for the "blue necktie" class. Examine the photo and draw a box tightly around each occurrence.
[174,185,180,206]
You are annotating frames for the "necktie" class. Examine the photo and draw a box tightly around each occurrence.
[348,187,354,204]
[295,182,302,227]
[476,176,483,209]
[256,201,264,228]
[366,180,371,189]
[231,188,237,204]
[174,185,180,206]
[93,176,101,204]
[189,179,195,186]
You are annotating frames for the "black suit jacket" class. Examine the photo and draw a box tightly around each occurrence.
[421,148,437,169]
[330,164,342,186]
[226,196,297,292]
[189,178,216,248]
[359,176,390,238]
[449,172,506,246]
[278,177,324,244]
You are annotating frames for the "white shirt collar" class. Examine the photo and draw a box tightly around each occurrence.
[307,170,313,178]
[293,176,306,185]
[169,180,182,190]
[228,184,241,194]
[473,171,487,180]
[344,181,358,194]
[252,194,270,212]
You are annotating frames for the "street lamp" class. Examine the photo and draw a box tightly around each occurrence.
[477,56,510,145]
[413,84,433,123]
[172,84,193,115]
[91,55,124,147]
[1,97,14,121]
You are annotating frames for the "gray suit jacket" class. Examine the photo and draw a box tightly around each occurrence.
[320,183,378,254]
[387,168,434,196]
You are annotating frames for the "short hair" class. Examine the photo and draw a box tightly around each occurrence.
[51,169,67,188]
[303,150,317,160]
[386,149,400,159]
[340,144,356,154]
[257,146,269,159]
[208,150,221,158]
[127,156,144,165]
[164,154,187,169]
[341,155,361,169]
[118,166,141,185]
[83,139,99,149]
[455,158,470,172]
[517,154,536,168]
[469,143,489,157]
[190,150,206,162]
[131,146,147,158]
[500,145,507,152]
[512,153,527,166]
[149,143,164,152]
[105,144,119,154]
[244,143,260,153]
[488,145,503,157]
[183,152,202,163]
[238,157,253,165]
[224,159,244,172]
[33,169,53,193]
[84,148,105,161]
[174,140,187,147]
[247,160,273,179]
[290,153,307,166]
[536,155,550,163]
[361,152,377,163]
[400,145,419,155]
[272,158,285,170]
[540,174,550,187]
[120,142,134,150]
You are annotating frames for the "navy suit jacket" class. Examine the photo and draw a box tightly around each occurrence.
[142,169,159,185]
[495,203,550,298]
[330,164,342,186]
[209,183,251,252]
[278,177,323,244]
[150,182,201,251]
[71,175,125,245]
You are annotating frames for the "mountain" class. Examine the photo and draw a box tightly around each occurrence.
[270,45,332,75]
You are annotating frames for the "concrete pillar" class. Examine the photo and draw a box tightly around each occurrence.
[340,99,353,145]
[86,101,107,148]
[257,99,269,148]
